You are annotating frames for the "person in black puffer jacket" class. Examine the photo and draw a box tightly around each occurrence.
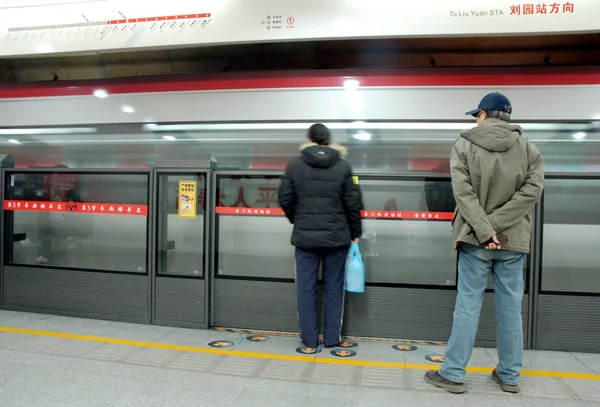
[278,123,363,349]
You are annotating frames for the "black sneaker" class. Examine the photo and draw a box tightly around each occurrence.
[325,340,357,349]
[325,342,345,349]
[424,370,466,394]
[491,369,520,393]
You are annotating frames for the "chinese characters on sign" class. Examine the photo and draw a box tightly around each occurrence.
[178,180,197,219]
[256,187,278,208]
[3,200,148,215]
[262,15,284,30]
[510,2,574,15]
[360,211,454,221]
[450,2,575,17]
[216,207,284,216]
[231,186,251,208]
[197,176,282,211]
[78,203,147,215]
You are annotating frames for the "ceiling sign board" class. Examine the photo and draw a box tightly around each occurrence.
[0,0,598,57]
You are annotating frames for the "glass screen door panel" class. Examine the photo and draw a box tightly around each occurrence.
[157,173,206,277]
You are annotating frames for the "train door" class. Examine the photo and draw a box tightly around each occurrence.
[151,157,216,329]
[0,155,16,309]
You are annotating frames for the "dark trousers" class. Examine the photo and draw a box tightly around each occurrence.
[295,246,349,348]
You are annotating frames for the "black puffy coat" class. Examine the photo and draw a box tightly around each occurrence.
[278,143,363,249]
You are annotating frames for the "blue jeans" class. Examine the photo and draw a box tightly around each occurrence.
[295,246,349,348]
[440,243,525,385]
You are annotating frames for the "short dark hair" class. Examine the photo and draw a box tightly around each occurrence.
[308,123,331,145]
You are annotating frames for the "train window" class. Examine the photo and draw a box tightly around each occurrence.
[541,178,600,293]
[1,122,599,174]
[360,178,456,286]
[215,174,294,280]
[0,123,458,173]
[215,174,457,287]
[156,173,206,277]
[3,172,149,274]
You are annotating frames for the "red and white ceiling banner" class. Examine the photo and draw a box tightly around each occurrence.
[1,0,597,57]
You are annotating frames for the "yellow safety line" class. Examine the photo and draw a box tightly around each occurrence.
[1,325,599,381]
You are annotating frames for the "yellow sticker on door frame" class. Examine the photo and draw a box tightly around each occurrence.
[352,176,359,185]
[178,180,197,219]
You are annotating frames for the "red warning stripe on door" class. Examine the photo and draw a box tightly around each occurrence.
[361,211,454,220]
[216,206,453,220]
[216,207,284,216]
[3,200,148,216]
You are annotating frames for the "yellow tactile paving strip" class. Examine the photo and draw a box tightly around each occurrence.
[1,325,599,381]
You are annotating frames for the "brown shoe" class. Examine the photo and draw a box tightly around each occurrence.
[491,369,520,393]
[424,370,466,394]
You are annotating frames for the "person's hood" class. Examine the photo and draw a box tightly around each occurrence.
[460,118,523,152]
[299,142,348,168]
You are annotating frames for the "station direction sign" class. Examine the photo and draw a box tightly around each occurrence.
[1,0,598,58]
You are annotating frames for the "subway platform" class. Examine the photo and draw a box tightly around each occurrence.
[0,310,599,407]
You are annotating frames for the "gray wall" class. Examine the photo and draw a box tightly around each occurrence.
[536,295,600,353]
[155,277,206,328]
[214,279,529,347]
[2,266,149,323]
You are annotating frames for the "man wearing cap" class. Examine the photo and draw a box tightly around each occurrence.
[425,93,544,394]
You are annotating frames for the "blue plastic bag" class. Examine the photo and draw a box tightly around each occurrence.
[345,242,365,293]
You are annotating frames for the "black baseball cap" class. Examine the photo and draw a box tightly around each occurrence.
[466,92,512,117]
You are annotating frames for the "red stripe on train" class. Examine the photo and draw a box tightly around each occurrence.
[2,67,600,98]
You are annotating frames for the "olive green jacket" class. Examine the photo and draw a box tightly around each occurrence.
[451,118,544,254]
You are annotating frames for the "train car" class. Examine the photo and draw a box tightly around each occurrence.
[0,68,599,352]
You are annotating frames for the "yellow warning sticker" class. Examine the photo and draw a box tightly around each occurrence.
[352,176,359,185]
[178,180,197,219]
